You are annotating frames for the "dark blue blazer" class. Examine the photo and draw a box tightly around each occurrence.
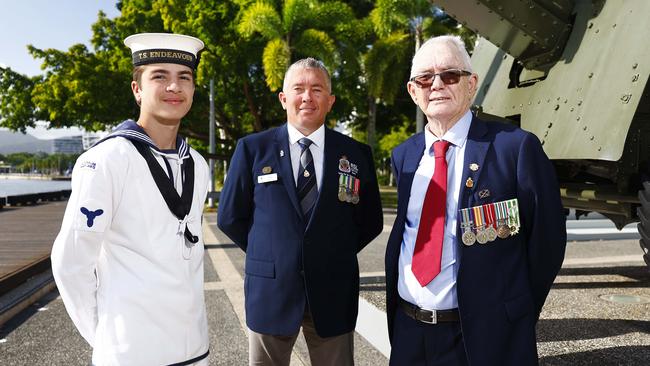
[218,124,383,337]
[385,116,566,365]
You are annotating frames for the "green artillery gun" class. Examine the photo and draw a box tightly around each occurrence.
[432,0,650,266]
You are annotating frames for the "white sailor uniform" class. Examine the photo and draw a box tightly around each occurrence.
[51,120,210,366]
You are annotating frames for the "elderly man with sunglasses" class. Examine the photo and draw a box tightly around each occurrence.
[384,35,567,366]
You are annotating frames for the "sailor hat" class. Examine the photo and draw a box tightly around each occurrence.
[124,33,205,69]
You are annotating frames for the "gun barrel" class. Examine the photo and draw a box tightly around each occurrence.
[434,0,575,68]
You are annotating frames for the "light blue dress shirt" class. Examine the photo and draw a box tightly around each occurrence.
[397,110,472,310]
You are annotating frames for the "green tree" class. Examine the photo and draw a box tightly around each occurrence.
[0,0,472,168]
[369,1,476,135]
[0,0,278,160]
[362,32,411,151]
[0,67,44,132]
[237,0,356,91]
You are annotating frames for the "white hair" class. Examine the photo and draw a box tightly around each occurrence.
[410,35,473,78]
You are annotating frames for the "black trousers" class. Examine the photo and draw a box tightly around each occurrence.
[389,305,469,366]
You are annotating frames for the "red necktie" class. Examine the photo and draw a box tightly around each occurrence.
[412,140,451,287]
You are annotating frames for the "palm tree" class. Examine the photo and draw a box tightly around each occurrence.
[237,0,355,92]
[368,0,474,135]
[368,0,433,134]
[363,32,411,150]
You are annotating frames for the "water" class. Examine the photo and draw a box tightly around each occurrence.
[0,179,71,196]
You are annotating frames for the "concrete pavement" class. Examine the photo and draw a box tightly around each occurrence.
[1,210,649,365]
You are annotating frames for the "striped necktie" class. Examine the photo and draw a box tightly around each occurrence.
[297,138,318,218]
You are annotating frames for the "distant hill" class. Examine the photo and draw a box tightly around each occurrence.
[0,130,51,154]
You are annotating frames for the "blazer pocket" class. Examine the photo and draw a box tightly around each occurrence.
[504,292,534,322]
[245,258,275,278]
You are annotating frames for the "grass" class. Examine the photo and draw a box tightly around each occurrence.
[205,185,398,212]
[380,185,397,210]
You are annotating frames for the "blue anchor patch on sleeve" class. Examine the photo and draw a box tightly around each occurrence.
[80,207,104,227]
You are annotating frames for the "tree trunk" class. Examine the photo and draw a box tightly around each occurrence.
[367,95,377,152]
[243,80,263,132]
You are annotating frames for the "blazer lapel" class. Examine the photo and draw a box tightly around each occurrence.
[392,133,426,224]
[456,116,490,236]
[274,125,302,217]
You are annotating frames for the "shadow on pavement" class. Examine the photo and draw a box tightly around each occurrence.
[360,275,386,292]
[204,243,238,250]
[539,345,650,366]
[558,266,650,280]
[0,289,59,338]
[552,265,650,289]
[537,318,650,342]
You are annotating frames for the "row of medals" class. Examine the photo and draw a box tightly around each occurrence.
[459,199,520,246]
[338,173,360,204]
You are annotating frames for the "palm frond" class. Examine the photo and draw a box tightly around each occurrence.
[370,0,408,38]
[262,38,290,91]
[294,29,336,67]
[313,1,355,30]
[364,32,410,104]
[238,1,283,40]
[282,0,316,33]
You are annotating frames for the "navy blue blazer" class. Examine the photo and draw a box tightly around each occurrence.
[385,116,566,365]
[218,124,383,337]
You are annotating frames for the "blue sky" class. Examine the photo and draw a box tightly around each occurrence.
[0,1,121,138]
[0,0,121,76]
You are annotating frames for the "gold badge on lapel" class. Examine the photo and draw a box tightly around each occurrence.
[262,166,272,174]
[469,163,479,171]
[338,156,351,173]
[465,177,474,188]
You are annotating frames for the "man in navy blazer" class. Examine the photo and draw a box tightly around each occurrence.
[385,36,566,365]
[218,58,383,366]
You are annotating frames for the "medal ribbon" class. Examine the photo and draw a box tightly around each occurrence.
[485,203,495,228]
[468,207,475,231]
[507,199,520,227]
[472,206,483,229]
[459,208,469,229]
[496,201,505,224]
[354,177,360,195]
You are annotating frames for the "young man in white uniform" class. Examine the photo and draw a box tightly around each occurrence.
[51,33,210,366]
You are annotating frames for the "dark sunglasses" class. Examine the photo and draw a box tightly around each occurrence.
[409,69,472,88]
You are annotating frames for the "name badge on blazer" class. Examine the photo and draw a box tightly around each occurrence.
[258,173,278,184]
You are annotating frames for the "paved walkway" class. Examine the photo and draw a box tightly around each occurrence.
[1,206,649,365]
[0,202,66,294]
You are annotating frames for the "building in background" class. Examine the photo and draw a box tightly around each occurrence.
[82,131,107,150]
[52,136,83,154]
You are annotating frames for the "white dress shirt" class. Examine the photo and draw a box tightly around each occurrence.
[397,110,472,310]
[287,123,325,191]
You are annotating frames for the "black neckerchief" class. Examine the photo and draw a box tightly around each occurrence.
[131,140,198,244]
[93,120,197,244]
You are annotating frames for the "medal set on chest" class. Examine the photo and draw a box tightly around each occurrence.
[459,198,520,246]
[337,156,360,204]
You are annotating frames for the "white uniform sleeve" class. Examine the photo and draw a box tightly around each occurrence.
[51,153,116,346]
